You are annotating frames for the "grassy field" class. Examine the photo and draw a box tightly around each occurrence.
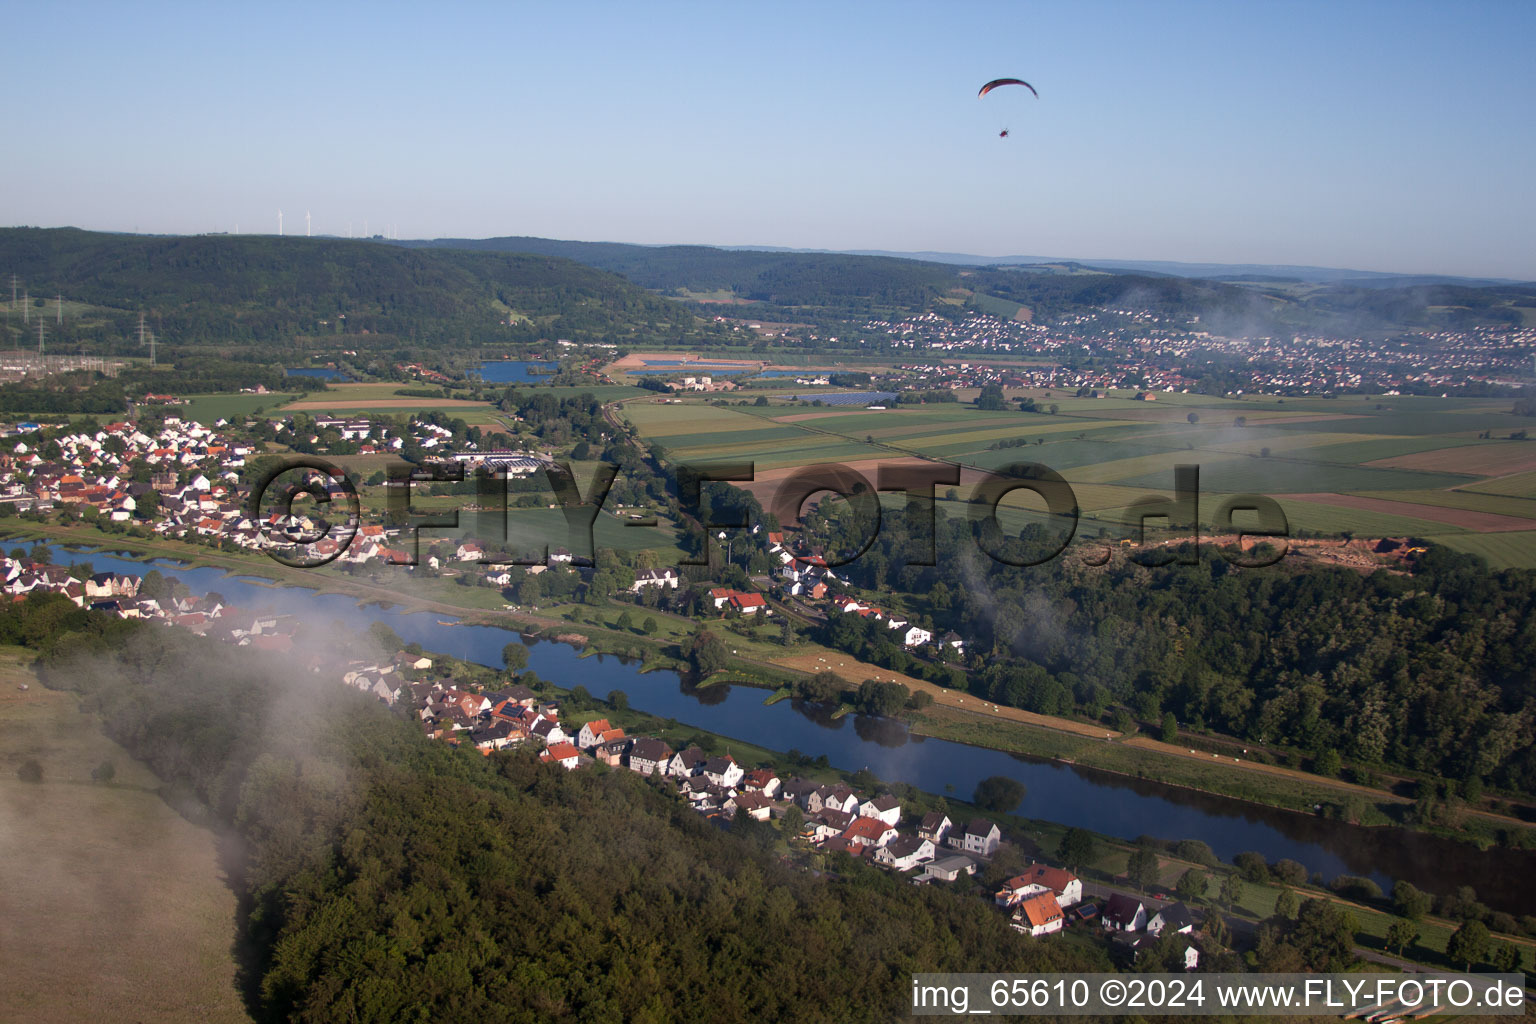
[178,391,304,421]
[1272,498,1472,538]
[0,648,251,1024]
[1469,471,1536,498]
[622,386,1536,568]
[1419,531,1536,569]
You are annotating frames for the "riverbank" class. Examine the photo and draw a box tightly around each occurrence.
[11,520,1533,854]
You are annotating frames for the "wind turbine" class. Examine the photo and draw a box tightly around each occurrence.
[306,211,311,237]
[278,209,284,236]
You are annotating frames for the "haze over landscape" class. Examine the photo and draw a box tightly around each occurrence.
[5,1,1536,278]
[3,4,1536,1023]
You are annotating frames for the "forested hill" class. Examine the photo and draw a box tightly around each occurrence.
[406,235,1536,334]
[0,227,724,347]
[9,598,1102,1022]
[404,235,962,311]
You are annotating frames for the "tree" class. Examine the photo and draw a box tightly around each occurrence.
[975,384,1007,411]
[856,679,909,717]
[1176,868,1209,901]
[1392,880,1433,922]
[688,627,729,677]
[367,621,404,653]
[16,758,42,783]
[1160,711,1178,742]
[1446,919,1491,971]
[782,804,803,835]
[1219,874,1243,909]
[981,844,1032,889]
[616,610,634,632]
[1292,898,1358,971]
[1205,909,1231,950]
[608,690,628,711]
[1491,942,1522,973]
[1187,412,1200,424]
[502,643,529,672]
[1058,828,1095,871]
[1385,919,1419,956]
[1127,848,1161,892]
[1234,851,1269,883]
[1272,859,1308,886]
[91,760,116,783]
[1275,889,1300,919]
[1314,748,1342,778]
[972,775,1025,813]
[642,616,659,635]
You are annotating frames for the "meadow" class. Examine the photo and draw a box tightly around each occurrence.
[0,648,251,1024]
[620,389,1536,565]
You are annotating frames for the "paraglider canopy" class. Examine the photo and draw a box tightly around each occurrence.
[978,78,1038,99]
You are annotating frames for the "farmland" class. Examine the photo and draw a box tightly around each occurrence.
[0,649,250,1024]
[617,387,1536,565]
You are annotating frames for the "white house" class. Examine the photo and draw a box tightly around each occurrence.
[1147,902,1195,938]
[857,794,902,826]
[630,568,679,592]
[917,812,952,845]
[1101,894,1147,933]
[701,755,744,789]
[951,819,1001,857]
[666,746,708,778]
[874,834,935,871]
[539,742,580,770]
[577,718,616,750]
[817,786,860,817]
[1011,892,1065,937]
[902,626,933,648]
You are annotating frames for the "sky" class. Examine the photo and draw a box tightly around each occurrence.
[4,1,1534,279]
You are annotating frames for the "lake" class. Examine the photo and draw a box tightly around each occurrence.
[478,361,560,383]
[286,368,352,381]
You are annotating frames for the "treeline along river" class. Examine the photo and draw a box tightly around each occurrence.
[32,541,1536,911]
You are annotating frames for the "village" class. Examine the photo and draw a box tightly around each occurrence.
[0,485,1200,971]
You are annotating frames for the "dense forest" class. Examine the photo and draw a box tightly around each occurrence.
[5,596,1102,1022]
[407,235,1536,334]
[724,490,1536,804]
[3,230,1531,366]
[0,228,729,350]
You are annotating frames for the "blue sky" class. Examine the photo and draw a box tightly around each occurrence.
[4,1,1534,278]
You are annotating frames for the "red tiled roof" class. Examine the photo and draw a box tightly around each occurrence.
[1017,891,1063,928]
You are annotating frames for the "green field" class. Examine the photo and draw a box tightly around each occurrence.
[178,391,304,420]
[0,650,251,1024]
[1462,472,1536,498]
[1356,488,1536,520]
[622,386,1536,556]
[1419,531,1536,569]
[456,508,685,560]
[1274,499,1471,538]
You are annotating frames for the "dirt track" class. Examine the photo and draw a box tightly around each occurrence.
[769,652,1118,740]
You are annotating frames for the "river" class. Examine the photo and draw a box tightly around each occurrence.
[34,541,1536,909]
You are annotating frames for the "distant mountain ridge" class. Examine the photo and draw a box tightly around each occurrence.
[718,245,1530,288]
[403,234,1536,334]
